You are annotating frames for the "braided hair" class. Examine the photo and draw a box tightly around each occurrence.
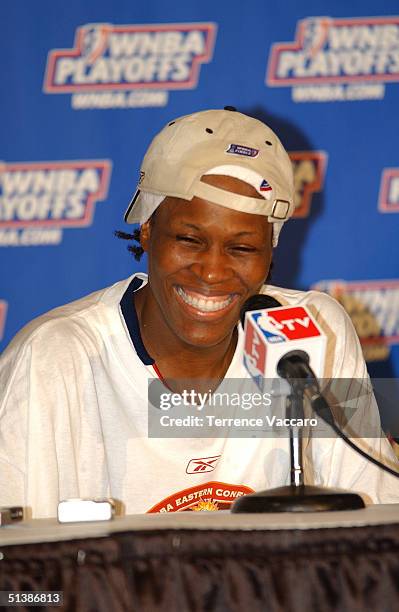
[114,228,144,261]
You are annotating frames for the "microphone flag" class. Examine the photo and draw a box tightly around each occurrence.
[243,304,326,390]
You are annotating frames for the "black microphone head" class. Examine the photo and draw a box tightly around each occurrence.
[240,294,282,327]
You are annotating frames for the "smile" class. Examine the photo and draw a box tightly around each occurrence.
[175,287,235,313]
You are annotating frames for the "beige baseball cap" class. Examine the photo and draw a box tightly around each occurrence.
[124,108,295,246]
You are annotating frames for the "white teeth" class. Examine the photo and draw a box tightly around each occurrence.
[176,287,233,312]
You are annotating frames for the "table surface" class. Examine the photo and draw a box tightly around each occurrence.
[0,503,398,547]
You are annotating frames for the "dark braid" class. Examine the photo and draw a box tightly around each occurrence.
[114,229,144,261]
[115,210,158,261]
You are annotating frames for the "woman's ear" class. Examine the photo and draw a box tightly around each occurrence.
[139,220,151,252]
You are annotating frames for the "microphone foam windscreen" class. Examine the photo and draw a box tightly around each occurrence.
[239,294,282,327]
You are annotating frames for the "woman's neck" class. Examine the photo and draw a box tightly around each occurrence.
[134,284,238,389]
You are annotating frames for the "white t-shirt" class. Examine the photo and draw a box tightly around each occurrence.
[1,273,398,517]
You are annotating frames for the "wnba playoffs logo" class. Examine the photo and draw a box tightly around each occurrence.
[44,22,216,109]
[0,160,111,246]
[313,279,399,361]
[267,16,399,101]
[290,151,327,217]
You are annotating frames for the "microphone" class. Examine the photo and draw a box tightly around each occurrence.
[241,296,326,391]
[232,295,399,513]
[241,295,399,478]
[233,294,366,512]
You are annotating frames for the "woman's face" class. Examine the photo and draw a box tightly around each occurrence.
[140,174,273,349]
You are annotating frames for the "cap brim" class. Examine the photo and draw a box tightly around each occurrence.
[124,189,140,223]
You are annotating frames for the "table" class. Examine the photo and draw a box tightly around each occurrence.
[1,505,399,611]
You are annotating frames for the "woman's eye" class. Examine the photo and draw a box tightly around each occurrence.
[176,235,200,244]
[231,245,257,253]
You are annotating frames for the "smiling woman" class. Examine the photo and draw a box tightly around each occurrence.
[134,174,273,382]
[1,108,398,519]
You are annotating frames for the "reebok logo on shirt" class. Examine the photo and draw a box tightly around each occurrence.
[186,455,221,474]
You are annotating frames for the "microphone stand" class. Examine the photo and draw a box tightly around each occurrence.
[232,357,365,513]
[288,388,305,488]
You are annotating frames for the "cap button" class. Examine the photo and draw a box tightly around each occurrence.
[224,106,237,111]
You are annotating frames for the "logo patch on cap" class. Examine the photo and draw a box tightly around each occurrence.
[226,144,259,158]
[260,179,272,192]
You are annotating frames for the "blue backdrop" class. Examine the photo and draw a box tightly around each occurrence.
[1,1,399,430]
